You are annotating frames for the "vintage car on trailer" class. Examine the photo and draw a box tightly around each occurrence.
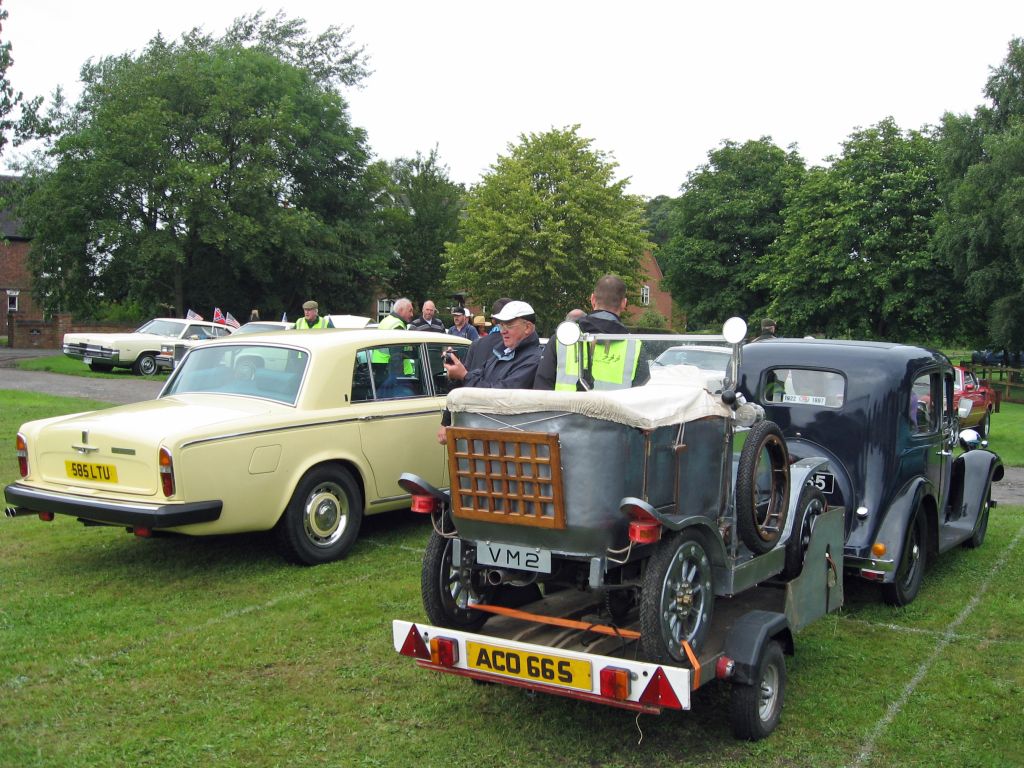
[5,329,470,564]
[394,320,848,739]
[738,338,1003,606]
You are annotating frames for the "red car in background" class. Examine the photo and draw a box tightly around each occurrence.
[954,365,997,439]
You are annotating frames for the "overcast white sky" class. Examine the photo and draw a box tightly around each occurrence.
[4,1,1023,198]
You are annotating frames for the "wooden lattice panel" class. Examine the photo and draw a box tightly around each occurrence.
[446,428,566,529]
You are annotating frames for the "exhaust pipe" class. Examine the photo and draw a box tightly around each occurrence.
[5,506,28,518]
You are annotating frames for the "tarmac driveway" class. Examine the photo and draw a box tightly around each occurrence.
[0,348,163,404]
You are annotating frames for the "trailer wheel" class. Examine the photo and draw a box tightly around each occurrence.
[783,485,827,578]
[422,531,494,631]
[730,639,786,740]
[882,501,927,606]
[640,531,714,662]
[736,420,790,555]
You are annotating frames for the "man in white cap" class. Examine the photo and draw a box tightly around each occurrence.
[437,300,542,443]
[447,306,480,341]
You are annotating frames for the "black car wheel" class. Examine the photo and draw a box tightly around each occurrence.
[882,502,927,606]
[730,640,786,741]
[640,530,714,662]
[275,466,363,565]
[736,420,790,555]
[421,531,495,630]
[132,353,158,376]
[978,409,992,440]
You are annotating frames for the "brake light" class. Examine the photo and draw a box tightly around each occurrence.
[429,636,459,667]
[16,433,28,477]
[599,666,631,701]
[410,494,437,514]
[629,519,661,544]
[159,448,175,497]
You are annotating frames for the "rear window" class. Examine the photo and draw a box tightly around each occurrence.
[164,344,307,404]
[761,368,845,408]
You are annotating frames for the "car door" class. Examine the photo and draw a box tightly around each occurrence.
[909,369,952,514]
[353,341,447,499]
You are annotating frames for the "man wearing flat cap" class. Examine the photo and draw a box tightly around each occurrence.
[295,300,330,329]
[752,318,777,342]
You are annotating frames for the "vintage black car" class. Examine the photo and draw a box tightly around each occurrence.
[738,339,1003,605]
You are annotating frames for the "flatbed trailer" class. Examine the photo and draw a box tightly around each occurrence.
[395,506,844,739]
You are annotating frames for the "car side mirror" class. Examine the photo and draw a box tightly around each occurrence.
[957,399,974,419]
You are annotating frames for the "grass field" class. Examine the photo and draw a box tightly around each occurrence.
[1,390,1022,767]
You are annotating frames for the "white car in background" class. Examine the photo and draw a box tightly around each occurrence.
[156,320,294,371]
[63,318,233,375]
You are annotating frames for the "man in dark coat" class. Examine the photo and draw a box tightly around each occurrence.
[437,300,542,443]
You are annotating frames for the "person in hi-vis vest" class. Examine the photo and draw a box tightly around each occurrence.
[295,300,330,329]
[532,274,649,391]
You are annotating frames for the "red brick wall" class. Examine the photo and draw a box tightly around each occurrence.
[0,238,35,335]
[625,251,674,328]
[8,313,138,349]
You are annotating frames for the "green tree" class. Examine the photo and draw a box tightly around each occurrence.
[934,38,1024,351]
[375,148,464,306]
[15,12,386,320]
[763,118,948,340]
[0,0,19,158]
[659,138,805,327]
[443,126,650,333]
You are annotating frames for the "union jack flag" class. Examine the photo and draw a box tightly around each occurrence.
[224,311,241,329]
[186,309,203,320]
[213,307,226,324]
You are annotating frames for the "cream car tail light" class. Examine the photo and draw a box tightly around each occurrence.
[16,432,28,477]
[159,447,175,497]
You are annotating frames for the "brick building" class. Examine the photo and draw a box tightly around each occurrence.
[1,201,35,338]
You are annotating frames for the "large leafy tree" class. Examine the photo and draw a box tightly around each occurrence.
[762,118,948,340]
[15,12,387,320]
[375,148,464,307]
[659,138,805,328]
[934,38,1024,351]
[443,126,650,333]
[0,0,19,159]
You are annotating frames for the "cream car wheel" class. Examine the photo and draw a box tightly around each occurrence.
[276,467,363,565]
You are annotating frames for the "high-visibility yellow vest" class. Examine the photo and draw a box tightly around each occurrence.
[295,316,329,329]
[372,315,414,374]
[554,338,641,391]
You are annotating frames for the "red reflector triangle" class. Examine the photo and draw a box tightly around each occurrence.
[638,667,682,709]
[399,625,431,660]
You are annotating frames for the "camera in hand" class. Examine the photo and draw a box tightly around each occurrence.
[443,352,455,364]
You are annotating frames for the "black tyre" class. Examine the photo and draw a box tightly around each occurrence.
[132,353,158,376]
[783,485,827,579]
[736,420,790,555]
[421,531,496,630]
[964,480,992,549]
[882,502,927,606]
[275,466,363,565]
[88,362,114,373]
[978,409,992,440]
[730,640,786,741]
[640,531,714,662]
